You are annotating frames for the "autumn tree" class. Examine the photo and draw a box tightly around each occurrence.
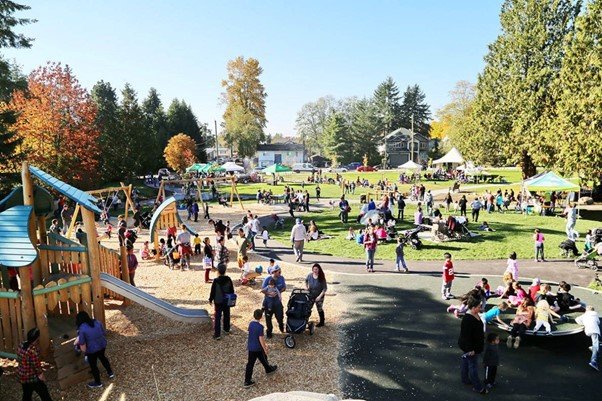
[222,56,267,155]
[7,62,100,187]
[432,81,476,156]
[164,133,197,172]
[0,0,34,192]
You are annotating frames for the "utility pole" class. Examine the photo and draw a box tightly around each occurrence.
[214,120,219,162]
[410,114,415,163]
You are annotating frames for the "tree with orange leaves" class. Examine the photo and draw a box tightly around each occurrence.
[163,133,197,172]
[7,62,100,188]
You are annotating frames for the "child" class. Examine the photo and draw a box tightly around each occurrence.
[261,226,270,247]
[533,297,562,335]
[557,282,586,312]
[575,306,600,371]
[158,238,167,257]
[140,241,151,260]
[477,278,491,298]
[482,302,510,331]
[244,309,277,387]
[216,236,229,265]
[241,255,260,285]
[441,252,454,300]
[262,278,282,313]
[395,237,409,273]
[584,229,593,252]
[533,228,545,262]
[345,227,356,241]
[202,237,214,283]
[483,333,500,389]
[104,221,113,239]
[193,234,202,255]
[507,282,527,307]
[446,290,478,318]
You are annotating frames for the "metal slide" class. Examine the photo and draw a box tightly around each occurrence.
[99,273,209,323]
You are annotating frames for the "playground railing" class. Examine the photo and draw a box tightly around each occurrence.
[38,244,89,283]
[32,275,93,356]
[98,244,130,302]
[0,290,23,359]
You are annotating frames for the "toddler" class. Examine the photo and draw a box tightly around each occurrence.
[395,237,409,273]
[533,297,562,335]
[483,333,500,389]
[140,241,151,260]
[481,302,509,331]
[261,226,270,247]
[262,278,282,313]
[193,234,202,255]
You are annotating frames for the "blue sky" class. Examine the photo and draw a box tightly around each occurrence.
[4,0,503,136]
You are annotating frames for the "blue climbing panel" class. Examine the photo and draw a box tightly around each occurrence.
[0,206,38,268]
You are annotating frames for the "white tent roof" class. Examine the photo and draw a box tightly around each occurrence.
[398,160,423,170]
[432,147,464,165]
[220,162,245,172]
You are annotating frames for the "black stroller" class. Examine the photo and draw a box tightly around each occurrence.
[125,229,138,247]
[401,226,423,250]
[284,289,315,349]
[558,239,579,257]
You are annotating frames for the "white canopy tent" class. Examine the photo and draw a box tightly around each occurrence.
[398,160,423,170]
[432,147,465,166]
[220,162,245,173]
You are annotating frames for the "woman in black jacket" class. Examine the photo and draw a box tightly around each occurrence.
[209,263,234,340]
[458,295,486,394]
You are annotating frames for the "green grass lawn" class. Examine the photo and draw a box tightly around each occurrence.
[269,204,599,261]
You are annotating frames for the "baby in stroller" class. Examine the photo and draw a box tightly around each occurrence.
[283,289,315,349]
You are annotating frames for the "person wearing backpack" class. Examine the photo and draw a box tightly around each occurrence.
[209,262,235,340]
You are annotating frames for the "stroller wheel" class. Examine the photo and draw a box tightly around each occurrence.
[284,335,296,349]
[590,261,599,271]
[309,322,315,335]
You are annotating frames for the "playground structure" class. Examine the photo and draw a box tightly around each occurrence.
[155,176,244,210]
[148,196,199,259]
[0,163,208,389]
[65,183,136,238]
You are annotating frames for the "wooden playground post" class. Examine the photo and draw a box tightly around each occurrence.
[121,182,136,222]
[155,180,165,204]
[20,162,37,332]
[66,203,80,238]
[37,216,47,245]
[81,208,105,325]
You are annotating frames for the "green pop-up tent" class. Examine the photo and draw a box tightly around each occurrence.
[523,171,579,191]
[186,163,206,173]
[262,163,292,174]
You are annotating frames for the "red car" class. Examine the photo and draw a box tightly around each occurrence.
[356,165,378,172]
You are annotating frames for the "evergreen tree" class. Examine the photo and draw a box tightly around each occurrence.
[142,88,168,171]
[166,98,206,161]
[118,83,147,177]
[324,113,353,166]
[553,0,602,183]
[91,80,121,181]
[0,1,34,192]
[372,77,402,139]
[399,84,431,136]
[349,98,380,165]
[469,0,581,178]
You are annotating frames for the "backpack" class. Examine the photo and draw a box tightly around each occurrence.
[215,280,236,307]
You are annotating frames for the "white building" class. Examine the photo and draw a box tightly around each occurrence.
[255,142,306,168]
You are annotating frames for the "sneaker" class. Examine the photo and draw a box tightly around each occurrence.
[454,310,460,318]
[442,295,448,301]
[266,332,273,339]
[108,372,115,379]
[513,336,521,349]
[394,268,400,272]
[506,336,514,349]
[243,380,256,388]
[213,335,221,340]
[87,381,103,389]
[404,269,409,273]
[589,346,593,352]
[473,387,488,395]
[545,331,553,336]
[589,362,599,371]
[266,365,278,375]
[447,294,455,299]
[486,383,494,390]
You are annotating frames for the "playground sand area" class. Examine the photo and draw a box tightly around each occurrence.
[0,204,344,401]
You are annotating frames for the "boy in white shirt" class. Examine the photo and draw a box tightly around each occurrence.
[261,226,270,247]
[576,306,600,371]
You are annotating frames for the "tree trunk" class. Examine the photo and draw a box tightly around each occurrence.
[520,150,537,179]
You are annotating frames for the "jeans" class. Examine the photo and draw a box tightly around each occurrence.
[396,255,407,271]
[293,240,304,261]
[87,348,113,385]
[511,323,527,339]
[535,243,545,261]
[245,351,271,383]
[21,380,53,401]
[264,302,284,335]
[484,365,497,385]
[460,353,483,391]
[472,209,479,222]
[591,333,599,364]
[214,303,231,337]
[365,249,375,270]
[340,211,349,223]
[397,209,404,221]
[129,271,136,287]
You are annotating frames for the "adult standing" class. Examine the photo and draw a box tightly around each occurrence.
[133,207,141,228]
[262,265,286,338]
[18,328,53,401]
[192,201,199,222]
[425,190,433,215]
[458,295,487,394]
[339,195,350,224]
[458,195,467,217]
[445,192,453,212]
[315,185,321,201]
[250,214,262,250]
[75,311,114,389]
[564,203,577,239]
[209,263,234,339]
[237,228,251,268]
[470,198,481,222]
[290,218,307,262]
[60,204,72,235]
[364,227,377,272]
[306,263,328,327]
[397,194,406,221]
[304,190,310,213]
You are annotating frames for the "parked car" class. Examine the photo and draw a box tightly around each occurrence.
[158,168,180,180]
[328,167,348,173]
[356,165,378,172]
[291,163,316,173]
[346,162,362,170]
